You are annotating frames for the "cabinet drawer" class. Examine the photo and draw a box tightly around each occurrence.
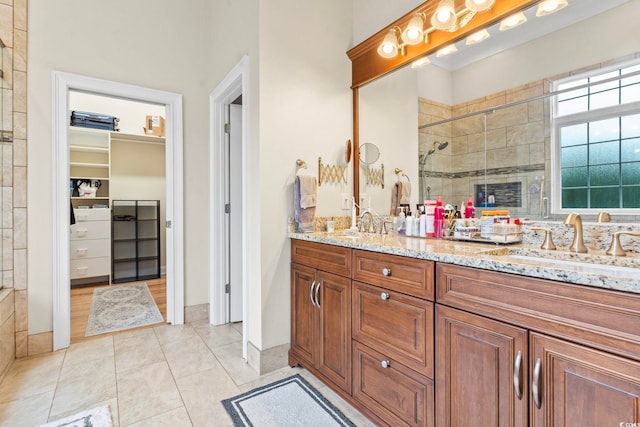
[353,341,434,427]
[71,257,110,279]
[71,220,110,240]
[353,281,434,378]
[353,249,434,300]
[73,208,111,222]
[436,263,640,362]
[70,239,110,259]
[291,240,351,277]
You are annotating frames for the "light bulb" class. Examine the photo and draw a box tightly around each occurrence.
[466,29,490,45]
[436,44,458,57]
[431,0,457,30]
[436,9,452,23]
[465,0,495,12]
[499,12,527,31]
[401,13,426,45]
[536,0,568,17]
[411,57,431,69]
[377,28,399,59]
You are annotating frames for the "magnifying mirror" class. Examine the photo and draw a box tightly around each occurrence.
[359,142,380,165]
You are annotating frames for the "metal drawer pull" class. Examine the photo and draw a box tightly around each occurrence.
[532,358,542,409]
[381,360,390,368]
[75,248,88,256]
[314,281,321,307]
[380,292,390,300]
[382,268,392,276]
[513,351,523,400]
[309,281,317,307]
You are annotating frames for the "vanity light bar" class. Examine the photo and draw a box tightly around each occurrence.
[376,0,569,60]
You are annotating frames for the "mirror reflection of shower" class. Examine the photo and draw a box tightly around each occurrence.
[420,141,449,200]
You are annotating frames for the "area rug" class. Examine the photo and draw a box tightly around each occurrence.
[222,374,356,427]
[85,283,163,336]
[37,405,112,427]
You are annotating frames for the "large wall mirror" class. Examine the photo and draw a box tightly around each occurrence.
[353,0,640,220]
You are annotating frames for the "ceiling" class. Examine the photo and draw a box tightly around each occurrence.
[422,0,629,71]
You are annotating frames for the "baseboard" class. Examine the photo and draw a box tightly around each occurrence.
[184,303,209,323]
[247,341,290,375]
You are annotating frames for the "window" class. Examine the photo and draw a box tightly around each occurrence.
[552,60,640,211]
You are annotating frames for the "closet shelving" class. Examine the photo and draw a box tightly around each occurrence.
[69,127,110,208]
[111,200,161,283]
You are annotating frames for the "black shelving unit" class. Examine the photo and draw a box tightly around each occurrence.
[112,200,161,283]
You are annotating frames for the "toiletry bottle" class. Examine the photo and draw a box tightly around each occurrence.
[434,197,444,239]
[464,197,475,219]
[405,212,414,236]
[425,200,436,237]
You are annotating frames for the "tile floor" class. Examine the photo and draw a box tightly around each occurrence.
[0,321,374,426]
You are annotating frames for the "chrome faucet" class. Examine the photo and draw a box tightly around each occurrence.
[563,213,588,253]
[359,210,376,233]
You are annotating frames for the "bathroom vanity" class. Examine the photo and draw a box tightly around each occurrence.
[289,234,640,426]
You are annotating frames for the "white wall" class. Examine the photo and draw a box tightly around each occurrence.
[352,0,423,45]
[28,0,211,333]
[258,0,353,348]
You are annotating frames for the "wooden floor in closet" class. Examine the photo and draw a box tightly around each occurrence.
[70,277,167,344]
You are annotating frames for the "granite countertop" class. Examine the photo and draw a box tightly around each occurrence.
[289,231,640,295]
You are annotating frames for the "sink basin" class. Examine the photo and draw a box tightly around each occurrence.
[481,247,640,279]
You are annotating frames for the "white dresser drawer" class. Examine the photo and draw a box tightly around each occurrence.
[71,220,110,240]
[70,239,110,260]
[71,257,110,279]
[74,208,111,222]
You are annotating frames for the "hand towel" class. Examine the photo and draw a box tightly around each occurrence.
[294,175,317,233]
[399,181,411,205]
[390,182,401,216]
[298,175,317,209]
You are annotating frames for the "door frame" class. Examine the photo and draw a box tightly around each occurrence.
[209,56,250,359]
[52,71,185,351]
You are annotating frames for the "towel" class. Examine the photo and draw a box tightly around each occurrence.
[294,175,317,233]
[390,181,411,215]
[390,182,401,216]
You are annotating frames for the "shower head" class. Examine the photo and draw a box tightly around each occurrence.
[426,141,449,156]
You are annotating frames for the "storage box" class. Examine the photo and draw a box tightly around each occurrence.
[144,115,165,137]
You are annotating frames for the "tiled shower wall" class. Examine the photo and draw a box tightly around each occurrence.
[419,80,549,219]
[0,0,29,368]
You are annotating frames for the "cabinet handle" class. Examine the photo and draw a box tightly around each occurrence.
[380,292,390,301]
[75,228,88,237]
[309,281,317,307]
[75,266,88,276]
[381,360,390,368]
[75,248,88,256]
[532,358,542,409]
[513,351,523,400]
[314,281,321,307]
[382,267,392,276]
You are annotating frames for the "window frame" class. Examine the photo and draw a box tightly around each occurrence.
[551,58,640,215]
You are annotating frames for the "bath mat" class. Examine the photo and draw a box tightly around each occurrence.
[222,374,356,427]
[85,283,163,336]
[37,405,112,427]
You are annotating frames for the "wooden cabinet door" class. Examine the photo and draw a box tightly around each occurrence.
[316,270,352,393]
[531,332,640,427]
[353,281,434,378]
[353,341,434,427]
[290,263,316,367]
[436,305,528,427]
